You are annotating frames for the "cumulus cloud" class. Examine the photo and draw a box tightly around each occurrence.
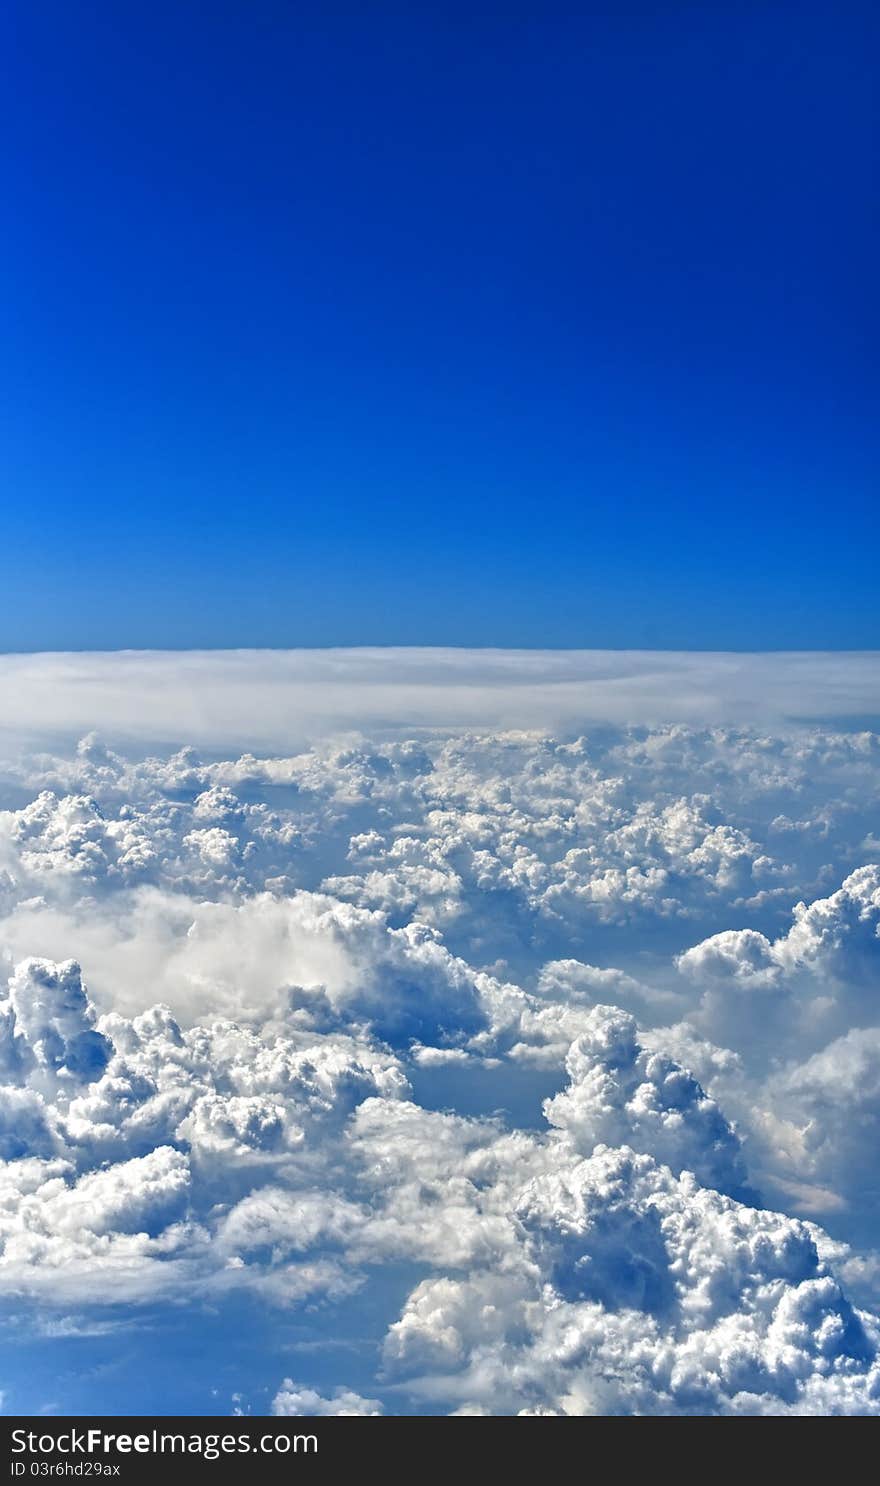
[382,1144,879,1415]
[0,958,112,1089]
[752,1028,880,1242]
[542,1006,751,1198]
[1,699,880,1413]
[272,1381,383,1416]
[677,866,880,1060]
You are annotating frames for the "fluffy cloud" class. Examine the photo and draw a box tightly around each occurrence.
[1,709,880,1414]
[386,1146,880,1415]
[752,1028,880,1240]
[0,958,112,1089]
[677,866,880,1061]
[272,1381,383,1416]
[543,1006,751,1198]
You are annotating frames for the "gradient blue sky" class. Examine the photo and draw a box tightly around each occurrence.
[3,2,877,651]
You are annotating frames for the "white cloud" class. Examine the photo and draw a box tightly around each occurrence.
[0,649,878,754]
[272,1380,383,1415]
[677,866,880,1060]
[1,698,880,1413]
[1,958,112,1089]
[543,1006,750,1197]
[385,1145,880,1414]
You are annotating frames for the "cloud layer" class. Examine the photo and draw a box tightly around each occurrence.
[1,648,879,752]
[2,666,880,1413]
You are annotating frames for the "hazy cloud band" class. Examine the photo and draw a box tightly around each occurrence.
[2,648,880,751]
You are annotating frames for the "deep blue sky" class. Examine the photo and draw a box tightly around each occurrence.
[2,2,877,651]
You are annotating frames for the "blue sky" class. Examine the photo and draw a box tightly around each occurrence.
[3,2,877,651]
